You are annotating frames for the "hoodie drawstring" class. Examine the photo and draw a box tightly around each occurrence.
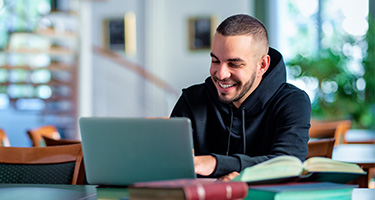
[242,108,246,154]
[226,105,234,156]
[226,105,246,155]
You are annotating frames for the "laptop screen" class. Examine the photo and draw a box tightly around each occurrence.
[79,117,196,186]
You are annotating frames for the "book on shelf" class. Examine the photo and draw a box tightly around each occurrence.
[245,182,357,200]
[129,178,248,200]
[232,155,366,184]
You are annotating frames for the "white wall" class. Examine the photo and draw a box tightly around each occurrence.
[79,0,254,118]
[162,0,252,92]
[88,0,147,117]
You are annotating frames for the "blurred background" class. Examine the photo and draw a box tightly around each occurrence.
[0,0,373,147]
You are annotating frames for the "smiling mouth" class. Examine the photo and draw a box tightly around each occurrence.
[219,82,235,88]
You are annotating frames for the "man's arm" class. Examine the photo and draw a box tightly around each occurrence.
[171,93,217,176]
[194,155,216,176]
[194,155,240,181]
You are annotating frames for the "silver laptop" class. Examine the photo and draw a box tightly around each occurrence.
[79,117,196,186]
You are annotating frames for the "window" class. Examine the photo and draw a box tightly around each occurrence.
[277,0,372,128]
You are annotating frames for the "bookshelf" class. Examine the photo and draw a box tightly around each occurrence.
[0,2,80,139]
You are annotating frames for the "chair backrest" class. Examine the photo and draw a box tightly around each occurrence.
[0,129,10,147]
[333,120,351,145]
[27,125,61,147]
[309,120,351,146]
[43,136,81,146]
[0,144,85,185]
[306,138,336,159]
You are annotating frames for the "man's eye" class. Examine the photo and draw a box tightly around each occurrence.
[229,63,241,68]
[211,60,220,64]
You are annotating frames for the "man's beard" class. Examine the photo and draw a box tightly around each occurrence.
[217,73,256,104]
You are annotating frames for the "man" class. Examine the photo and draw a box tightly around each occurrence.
[170,14,311,179]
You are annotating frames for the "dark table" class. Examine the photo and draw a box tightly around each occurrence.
[0,184,97,200]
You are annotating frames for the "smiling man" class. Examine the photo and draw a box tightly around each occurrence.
[170,14,311,179]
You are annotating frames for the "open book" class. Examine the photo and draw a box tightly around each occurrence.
[232,155,366,184]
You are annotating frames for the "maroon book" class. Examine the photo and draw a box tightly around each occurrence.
[129,178,248,200]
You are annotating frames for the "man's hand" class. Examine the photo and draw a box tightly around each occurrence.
[194,155,217,176]
[218,171,240,182]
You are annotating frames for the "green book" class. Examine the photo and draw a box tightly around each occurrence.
[96,186,129,200]
[246,182,356,200]
[232,155,366,184]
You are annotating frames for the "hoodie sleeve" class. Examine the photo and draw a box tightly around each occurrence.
[170,87,208,155]
[170,92,191,118]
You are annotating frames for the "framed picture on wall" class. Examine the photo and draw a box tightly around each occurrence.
[187,16,217,51]
[102,13,137,55]
[102,18,125,51]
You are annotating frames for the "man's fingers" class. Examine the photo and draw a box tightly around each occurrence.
[218,171,240,181]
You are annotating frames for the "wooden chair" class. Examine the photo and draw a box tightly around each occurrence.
[41,136,86,184]
[42,135,81,146]
[309,120,351,146]
[0,129,10,147]
[306,138,336,159]
[27,125,61,147]
[333,120,352,145]
[0,144,85,185]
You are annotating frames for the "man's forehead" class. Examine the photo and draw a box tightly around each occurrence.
[210,44,252,62]
[211,34,263,60]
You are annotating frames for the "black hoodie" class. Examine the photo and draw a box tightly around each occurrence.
[170,48,311,177]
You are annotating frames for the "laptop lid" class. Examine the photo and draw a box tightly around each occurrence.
[79,117,196,186]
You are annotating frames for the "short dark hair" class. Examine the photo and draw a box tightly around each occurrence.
[216,14,269,49]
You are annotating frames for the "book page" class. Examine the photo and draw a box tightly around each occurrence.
[303,157,365,174]
[233,156,303,182]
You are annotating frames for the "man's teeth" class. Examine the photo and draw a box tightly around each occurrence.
[219,83,234,88]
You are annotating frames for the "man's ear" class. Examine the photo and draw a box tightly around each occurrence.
[258,54,271,77]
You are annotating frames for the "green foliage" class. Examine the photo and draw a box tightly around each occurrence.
[287,17,375,129]
[361,16,375,128]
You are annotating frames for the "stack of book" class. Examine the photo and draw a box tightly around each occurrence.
[129,178,248,200]
[126,155,365,200]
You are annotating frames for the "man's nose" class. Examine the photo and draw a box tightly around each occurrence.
[215,64,231,80]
